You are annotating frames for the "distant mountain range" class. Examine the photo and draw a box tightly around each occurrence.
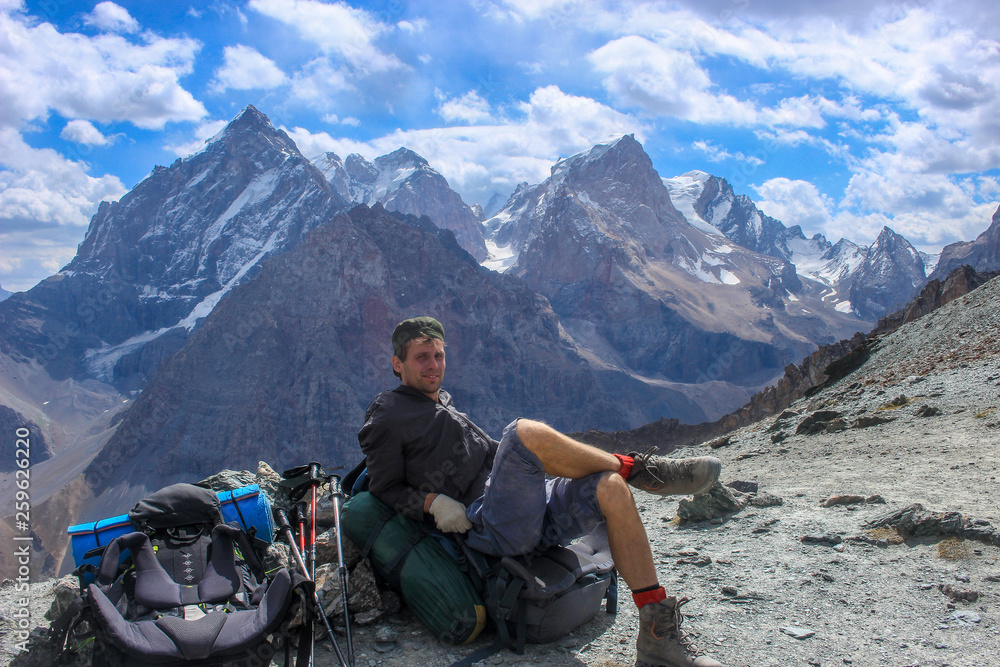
[1,106,998,575]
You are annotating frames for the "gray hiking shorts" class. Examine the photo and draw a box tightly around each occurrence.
[464,420,608,557]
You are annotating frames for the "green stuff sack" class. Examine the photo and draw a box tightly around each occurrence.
[342,491,486,645]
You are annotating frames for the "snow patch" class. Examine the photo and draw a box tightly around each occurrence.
[483,239,518,273]
[202,169,282,254]
[372,166,418,203]
[835,300,854,313]
[718,268,741,285]
[663,173,725,237]
[84,229,284,381]
[677,256,722,284]
[84,326,178,381]
[185,168,213,190]
[181,228,283,330]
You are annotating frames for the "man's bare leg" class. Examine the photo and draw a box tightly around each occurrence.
[515,418,620,478]
[596,472,659,590]
[515,419,657,588]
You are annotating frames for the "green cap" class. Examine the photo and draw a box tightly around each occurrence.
[392,317,445,357]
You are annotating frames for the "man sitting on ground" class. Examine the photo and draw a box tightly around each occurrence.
[359,316,727,667]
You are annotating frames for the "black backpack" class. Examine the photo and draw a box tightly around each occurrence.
[456,532,618,663]
[47,483,311,667]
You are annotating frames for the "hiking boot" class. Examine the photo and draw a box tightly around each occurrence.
[626,449,721,496]
[636,596,725,667]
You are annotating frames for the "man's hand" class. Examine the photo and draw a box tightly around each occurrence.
[428,494,472,533]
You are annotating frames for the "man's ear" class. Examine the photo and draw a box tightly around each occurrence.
[392,355,403,375]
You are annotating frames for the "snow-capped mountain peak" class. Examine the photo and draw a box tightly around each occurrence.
[311,147,488,261]
[663,171,727,237]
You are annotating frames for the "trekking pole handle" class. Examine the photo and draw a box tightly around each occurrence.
[273,509,311,577]
[328,474,344,498]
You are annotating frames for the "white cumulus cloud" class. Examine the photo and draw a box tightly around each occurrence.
[436,90,493,124]
[249,0,404,73]
[60,119,113,146]
[285,85,643,207]
[0,128,126,290]
[211,45,287,92]
[84,2,139,34]
[0,8,206,130]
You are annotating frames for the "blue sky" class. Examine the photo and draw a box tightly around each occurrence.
[3,0,1000,292]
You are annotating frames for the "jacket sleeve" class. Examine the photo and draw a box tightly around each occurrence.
[358,415,427,520]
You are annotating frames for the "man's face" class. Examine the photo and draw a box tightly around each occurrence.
[393,337,445,400]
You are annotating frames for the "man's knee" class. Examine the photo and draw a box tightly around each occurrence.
[596,471,636,517]
[514,418,552,454]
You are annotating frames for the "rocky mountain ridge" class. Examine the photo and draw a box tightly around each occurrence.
[665,171,934,321]
[0,106,347,387]
[313,148,488,261]
[931,203,1000,281]
[485,135,867,399]
[579,265,999,454]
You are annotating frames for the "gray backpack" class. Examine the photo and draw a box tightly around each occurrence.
[455,532,617,664]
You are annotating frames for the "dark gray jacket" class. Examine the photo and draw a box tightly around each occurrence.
[358,385,498,520]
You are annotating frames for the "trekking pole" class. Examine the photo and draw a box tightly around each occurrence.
[273,508,349,667]
[294,501,307,556]
[326,474,355,667]
[280,463,326,579]
[308,462,321,580]
[293,499,314,666]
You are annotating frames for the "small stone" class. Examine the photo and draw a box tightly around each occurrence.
[801,533,843,546]
[676,484,744,521]
[780,626,816,640]
[45,575,81,622]
[821,495,865,508]
[825,418,848,433]
[852,414,895,429]
[708,435,733,449]
[726,480,759,494]
[748,492,784,508]
[915,403,942,417]
[939,584,980,602]
[677,555,713,567]
[796,411,842,435]
[375,626,398,642]
[946,610,981,625]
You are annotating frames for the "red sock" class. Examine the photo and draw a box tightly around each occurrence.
[632,585,666,608]
[614,453,634,480]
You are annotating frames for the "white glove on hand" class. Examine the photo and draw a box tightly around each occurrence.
[428,494,472,533]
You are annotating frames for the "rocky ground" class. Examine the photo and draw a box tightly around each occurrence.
[2,278,998,666]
